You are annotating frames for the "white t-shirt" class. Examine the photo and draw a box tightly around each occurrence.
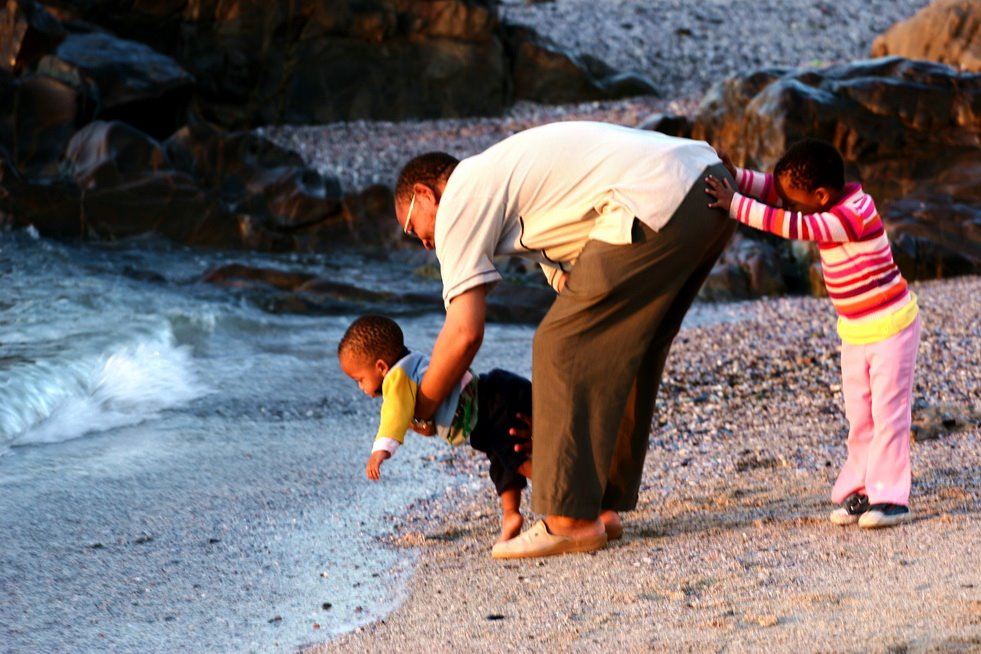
[435,121,721,306]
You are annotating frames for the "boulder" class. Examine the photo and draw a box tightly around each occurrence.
[78,172,239,246]
[0,0,66,74]
[63,120,170,189]
[342,184,407,250]
[36,30,194,139]
[23,0,653,127]
[637,112,692,138]
[693,57,981,285]
[871,0,981,72]
[0,151,81,235]
[503,24,657,104]
[698,263,750,302]
[7,73,81,177]
[164,124,350,251]
[201,261,553,324]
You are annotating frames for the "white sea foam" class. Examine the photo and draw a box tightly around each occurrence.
[1,334,207,448]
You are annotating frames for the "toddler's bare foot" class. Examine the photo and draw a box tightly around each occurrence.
[498,510,524,543]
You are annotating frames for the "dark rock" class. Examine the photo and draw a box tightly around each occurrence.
[698,262,750,301]
[36,30,193,139]
[0,150,81,235]
[0,0,66,74]
[484,280,554,324]
[79,171,238,246]
[33,0,652,126]
[164,124,349,251]
[728,238,786,297]
[174,0,509,126]
[203,264,317,291]
[693,57,981,286]
[200,262,552,324]
[342,184,405,250]
[911,403,981,441]
[871,0,981,72]
[7,73,81,177]
[63,120,170,189]
[503,24,657,104]
[637,112,692,138]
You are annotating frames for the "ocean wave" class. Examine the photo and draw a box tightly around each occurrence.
[0,330,208,448]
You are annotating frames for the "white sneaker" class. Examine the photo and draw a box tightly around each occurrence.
[829,507,860,525]
[829,492,869,526]
[858,504,910,528]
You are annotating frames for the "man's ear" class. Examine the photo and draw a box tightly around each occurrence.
[413,182,433,201]
[375,358,390,376]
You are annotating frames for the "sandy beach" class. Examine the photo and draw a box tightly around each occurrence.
[274,1,981,650]
[311,277,980,653]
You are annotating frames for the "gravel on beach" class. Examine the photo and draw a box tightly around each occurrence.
[289,1,981,651]
[313,276,980,653]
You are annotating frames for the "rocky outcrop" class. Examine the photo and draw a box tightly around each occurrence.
[2,118,358,249]
[0,0,656,255]
[692,57,981,293]
[871,0,981,72]
[503,24,657,104]
[4,0,655,129]
[202,262,554,324]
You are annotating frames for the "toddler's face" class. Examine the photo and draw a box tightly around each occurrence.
[775,172,832,214]
[339,351,387,398]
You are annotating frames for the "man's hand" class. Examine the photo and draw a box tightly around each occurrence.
[509,412,532,454]
[705,175,735,212]
[365,450,391,480]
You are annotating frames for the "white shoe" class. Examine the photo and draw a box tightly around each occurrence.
[829,492,869,526]
[829,507,860,525]
[859,504,910,528]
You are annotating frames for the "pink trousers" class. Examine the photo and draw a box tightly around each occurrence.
[831,316,921,506]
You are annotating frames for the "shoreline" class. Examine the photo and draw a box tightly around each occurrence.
[308,277,980,652]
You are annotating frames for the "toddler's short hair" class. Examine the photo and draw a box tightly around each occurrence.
[338,315,405,365]
[774,138,845,193]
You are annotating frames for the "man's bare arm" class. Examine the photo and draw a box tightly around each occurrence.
[415,285,488,419]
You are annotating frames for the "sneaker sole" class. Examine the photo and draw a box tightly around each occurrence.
[859,512,910,529]
[829,511,859,526]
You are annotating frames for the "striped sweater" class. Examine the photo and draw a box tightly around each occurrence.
[730,168,918,344]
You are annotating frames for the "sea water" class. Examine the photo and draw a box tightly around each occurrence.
[0,228,535,653]
[0,226,756,653]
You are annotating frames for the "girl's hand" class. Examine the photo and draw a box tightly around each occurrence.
[705,175,735,212]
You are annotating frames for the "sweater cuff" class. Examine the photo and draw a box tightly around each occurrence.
[371,437,401,455]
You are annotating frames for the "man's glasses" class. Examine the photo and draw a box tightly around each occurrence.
[403,193,416,236]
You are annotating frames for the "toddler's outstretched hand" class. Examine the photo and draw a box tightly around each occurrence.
[365,450,391,480]
[705,175,735,212]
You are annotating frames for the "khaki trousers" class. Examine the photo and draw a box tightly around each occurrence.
[531,164,736,519]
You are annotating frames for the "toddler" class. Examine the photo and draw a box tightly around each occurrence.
[705,138,920,528]
[338,315,532,544]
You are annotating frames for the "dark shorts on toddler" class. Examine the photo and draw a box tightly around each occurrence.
[469,369,531,495]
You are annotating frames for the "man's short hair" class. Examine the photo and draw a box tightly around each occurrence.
[774,138,845,192]
[395,152,460,202]
[338,315,405,365]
